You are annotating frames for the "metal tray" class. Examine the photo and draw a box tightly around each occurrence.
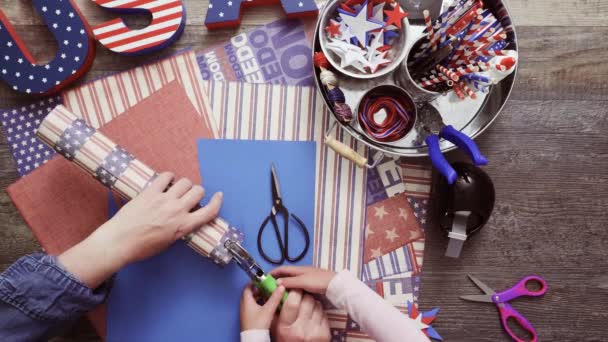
[313,0,518,157]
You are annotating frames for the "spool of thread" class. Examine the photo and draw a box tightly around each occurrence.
[358,90,415,143]
[314,52,353,123]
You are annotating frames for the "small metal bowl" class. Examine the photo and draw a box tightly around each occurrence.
[395,36,442,103]
[356,84,417,143]
[318,0,410,79]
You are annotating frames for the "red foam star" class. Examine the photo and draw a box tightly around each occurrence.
[377,44,392,52]
[384,6,409,28]
[325,20,341,37]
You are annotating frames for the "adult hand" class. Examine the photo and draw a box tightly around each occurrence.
[272,290,331,342]
[239,284,285,331]
[58,172,223,289]
[273,266,337,295]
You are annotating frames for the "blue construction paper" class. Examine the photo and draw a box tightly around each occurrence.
[107,140,316,342]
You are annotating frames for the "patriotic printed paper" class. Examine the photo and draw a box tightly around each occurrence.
[202,80,367,277]
[0,51,217,179]
[61,50,216,132]
[0,97,61,176]
[91,0,186,55]
[37,104,242,265]
[198,18,316,86]
[0,0,96,94]
[363,193,424,262]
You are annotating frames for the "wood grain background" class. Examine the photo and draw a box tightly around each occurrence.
[0,1,606,341]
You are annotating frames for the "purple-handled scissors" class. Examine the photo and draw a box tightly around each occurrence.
[461,274,548,342]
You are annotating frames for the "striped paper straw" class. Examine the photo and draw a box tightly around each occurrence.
[437,65,460,82]
[452,82,466,100]
[37,105,243,266]
[466,80,489,93]
[454,64,480,77]
[423,10,437,51]
[459,81,477,99]
[476,61,491,71]
[466,73,493,84]
[469,31,507,48]
[419,73,449,87]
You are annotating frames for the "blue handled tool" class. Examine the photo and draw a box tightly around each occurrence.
[419,104,488,184]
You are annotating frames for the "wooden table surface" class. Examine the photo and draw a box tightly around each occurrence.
[0,1,606,341]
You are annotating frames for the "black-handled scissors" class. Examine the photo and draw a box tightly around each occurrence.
[257,164,310,265]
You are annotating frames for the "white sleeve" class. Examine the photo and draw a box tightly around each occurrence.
[326,270,430,342]
[240,329,271,342]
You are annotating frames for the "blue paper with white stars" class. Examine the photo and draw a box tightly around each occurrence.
[0,0,95,95]
[0,97,60,176]
[205,0,318,28]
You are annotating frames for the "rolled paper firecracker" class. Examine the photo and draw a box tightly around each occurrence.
[459,81,477,99]
[452,82,466,100]
[36,105,244,266]
[314,52,353,123]
[358,95,415,142]
[437,65,460,82]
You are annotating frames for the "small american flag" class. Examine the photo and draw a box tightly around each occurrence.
[0,97,59,176]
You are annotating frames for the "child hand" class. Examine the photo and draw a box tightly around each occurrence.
[272,290,331,342]
[240,284,286,331]
[58,172,222,289]
[272,266,337,295]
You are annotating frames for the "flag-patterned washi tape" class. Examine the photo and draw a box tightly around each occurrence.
[91,0,186,55]
[36,105,242,266]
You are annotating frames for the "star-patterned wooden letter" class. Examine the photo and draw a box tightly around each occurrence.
[0,0,95,95]
[205,0,318,29]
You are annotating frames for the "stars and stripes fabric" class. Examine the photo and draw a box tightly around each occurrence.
[202,80,367,277]
[0,97,60,176]
[0,0,95,94]
[91,0,186,55]
[36,104,242,266]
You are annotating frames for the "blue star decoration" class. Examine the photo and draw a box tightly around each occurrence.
[205,0,318,29]
[0,0,95,95]
[407,301,443,341]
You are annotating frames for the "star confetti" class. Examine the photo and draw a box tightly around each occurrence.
[324,0,405,74]
[325,19,342,37]
[384,4,409,28]
[407,301,443,341]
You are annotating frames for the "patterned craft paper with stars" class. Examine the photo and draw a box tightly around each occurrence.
[0,0,95,95]
[364,190,424,262]
[0,97,60,176]
[205,0,318,29]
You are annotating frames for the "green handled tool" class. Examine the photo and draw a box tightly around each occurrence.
[225,240,289,305]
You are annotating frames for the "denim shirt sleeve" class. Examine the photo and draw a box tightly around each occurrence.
[0,253,111,341]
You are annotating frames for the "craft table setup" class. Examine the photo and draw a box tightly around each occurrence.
[0,0,606,341]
